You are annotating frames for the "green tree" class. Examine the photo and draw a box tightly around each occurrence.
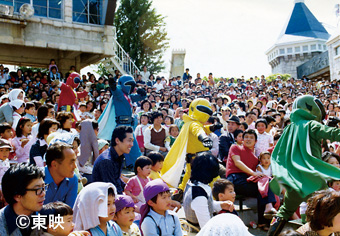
[265,73,291,82]
[114,0,169,74]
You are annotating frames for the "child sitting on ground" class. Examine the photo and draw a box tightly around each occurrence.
[113,195,141,236]
[140,179,182,236]
[212,179,238,215]
[124,156,152,212]
[147,151,164,180]
[40,201,75,236]
[73,182,123,236]
[167,124,179,147]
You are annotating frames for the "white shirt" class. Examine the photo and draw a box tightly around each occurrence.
[153,83,164,92]
[255,131,273,157]
[190,181,222,228]
[140,71,150,82]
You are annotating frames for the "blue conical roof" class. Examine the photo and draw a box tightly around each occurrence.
[284,1,330,40]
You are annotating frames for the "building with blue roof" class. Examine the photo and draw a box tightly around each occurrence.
[266,0,333,79]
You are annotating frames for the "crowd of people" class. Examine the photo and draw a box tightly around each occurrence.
[0,61,340,236]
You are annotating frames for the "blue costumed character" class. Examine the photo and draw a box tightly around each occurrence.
[98,75,146,167]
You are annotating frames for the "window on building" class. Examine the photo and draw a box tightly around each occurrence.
[323,45,326,50]
[311,44,316,50]
[287,48,293,54]
[318,44,322,50]
[336,46,340,56]
[73,0,101,24]
[279,49,285,55]
[0,0,62,19]
[303,45,308,52]
[295,46,300,52]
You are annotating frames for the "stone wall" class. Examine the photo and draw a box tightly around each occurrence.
[327,33,340,81]
[0,2,115,75]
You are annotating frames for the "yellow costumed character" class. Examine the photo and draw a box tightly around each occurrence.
[161,98,222,200]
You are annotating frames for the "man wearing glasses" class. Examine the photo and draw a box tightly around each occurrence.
[44,142,78,208]
[0,163,46,235]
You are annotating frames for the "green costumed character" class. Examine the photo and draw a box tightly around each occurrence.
[267,95,340,236]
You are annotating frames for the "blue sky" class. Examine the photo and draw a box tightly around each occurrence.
[151,0,339,79]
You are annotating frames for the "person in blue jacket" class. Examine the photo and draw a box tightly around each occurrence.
[98,75,146,167]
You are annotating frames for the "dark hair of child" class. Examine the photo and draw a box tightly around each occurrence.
[40,201,73,232]
[16,117,31,137]
[24,102,35,110]
[169,124,179,134]
[149,190,171,204]
[108,187,115,196]
[165,115,174,124]
[139,114,149,123]
[233,129,244,138]
[147,151,164,166]
[255,119,268,128]
[134,156,153,175]
[212,179,234,201]
[0,123,12,134]
[259,151,271,160]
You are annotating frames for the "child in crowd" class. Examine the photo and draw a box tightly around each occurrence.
[183,151,234,229]
[40,201,75,236]
[134,114,150,154]
[0,123,14,160]
[29,118,59,166]
[168,124,179,147]
[234,129,244,146]
[140,179,182,236]
[164,115,174,128]
[73,182,123,236]
[98,139,109,154]
[239,122,248,132]
[49,58,58,72]
[322,151,340,168]
[0,139,11,208]
[254,119,273,157]
[11,100,25,129]
[212,179,238,215]
[11,117,33,163]
[24,102,37,123]
[322,151,340,192]
[113,195,141,236]
[77,102,88,120]
[125,156,152,212]
[147,151,164,180]
[256,151,272,177]
[0,123,13,141]
[328,180,340,192]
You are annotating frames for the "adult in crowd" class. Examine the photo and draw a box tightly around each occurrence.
[226,129,276,230]
[92,125,133,194]
[297,189,340,236]
[219,115,240,163]
[0,89,25,125]
[144,111,170,157]
[44,142,78,208]
[0,164,45,235]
